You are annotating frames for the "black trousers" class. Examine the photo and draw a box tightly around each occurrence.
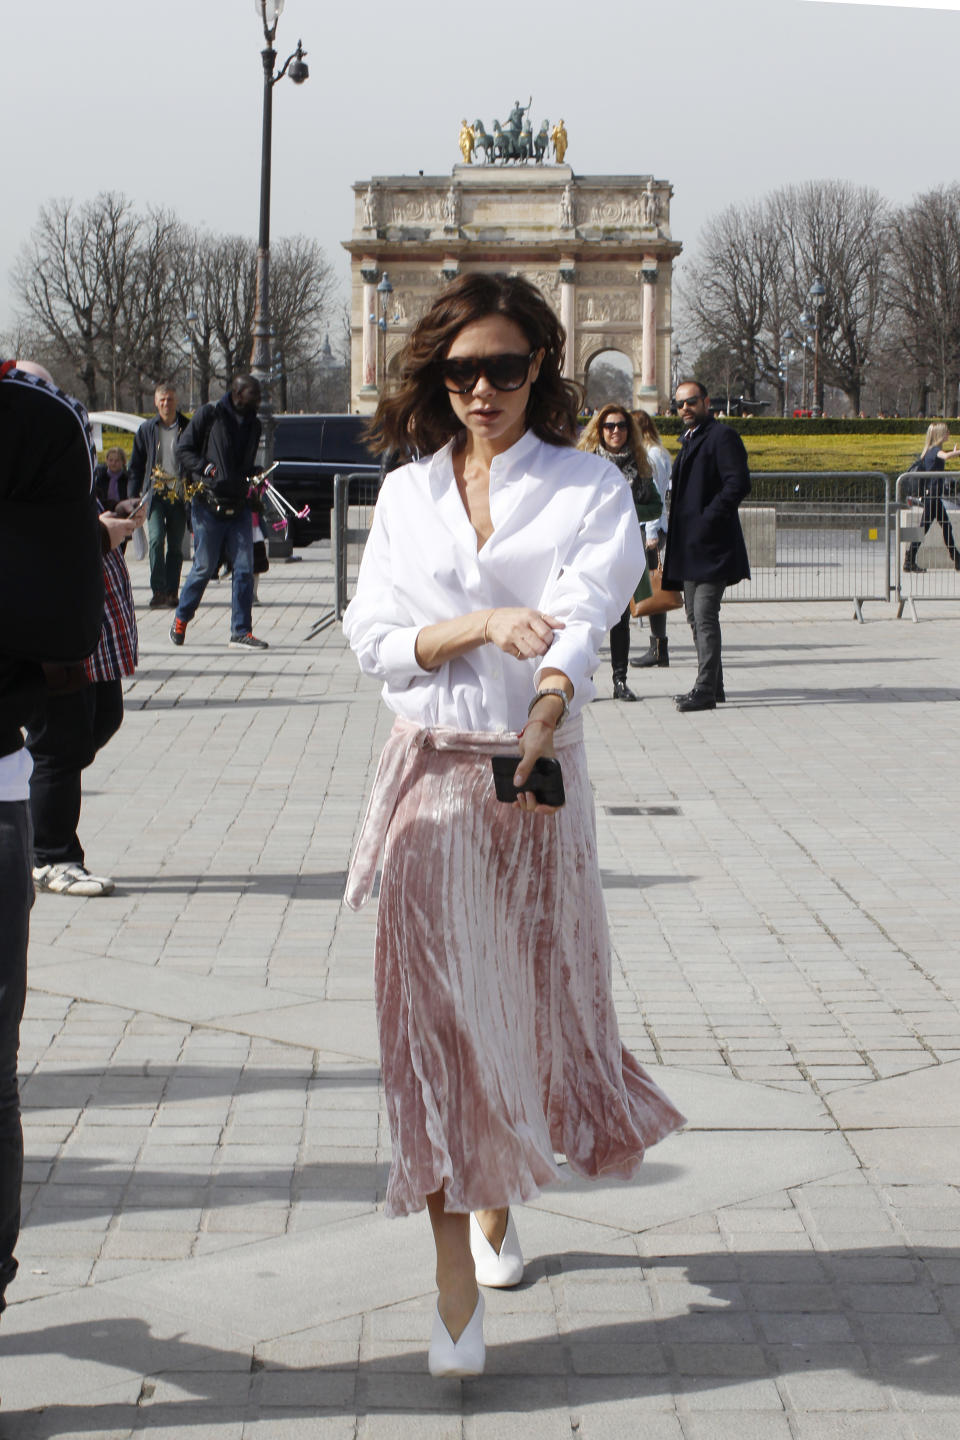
[25,679,124,868]
[610,605,631,676]
[0,798,32,1311]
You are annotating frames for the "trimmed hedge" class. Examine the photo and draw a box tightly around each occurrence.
[652,416,952,437]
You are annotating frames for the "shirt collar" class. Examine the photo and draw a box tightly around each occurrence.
[431,427,541,487]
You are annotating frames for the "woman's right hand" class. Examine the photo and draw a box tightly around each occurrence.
[484,607,564,661]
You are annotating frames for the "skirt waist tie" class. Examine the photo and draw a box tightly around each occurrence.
[344,712,583,911]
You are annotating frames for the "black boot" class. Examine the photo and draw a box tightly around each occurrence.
[613,671,639,701]
[903,543,920,573]
[630,637,669,669]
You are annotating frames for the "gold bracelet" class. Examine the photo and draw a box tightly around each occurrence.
[482,610,495,644]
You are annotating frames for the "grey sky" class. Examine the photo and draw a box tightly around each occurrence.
[4,0,957,337]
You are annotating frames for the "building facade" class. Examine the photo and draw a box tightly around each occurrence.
[343,164,681,414]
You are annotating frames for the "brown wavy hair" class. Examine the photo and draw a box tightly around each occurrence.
[367,273,581,455]
[577,402,652,479]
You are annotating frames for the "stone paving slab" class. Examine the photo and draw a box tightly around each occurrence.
[4,549,960,1435]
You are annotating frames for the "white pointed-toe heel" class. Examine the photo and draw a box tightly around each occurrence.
[428,1292,485,1378]
[470,1210,524,1288]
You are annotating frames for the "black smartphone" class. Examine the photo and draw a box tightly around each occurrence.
[491,755,565,807]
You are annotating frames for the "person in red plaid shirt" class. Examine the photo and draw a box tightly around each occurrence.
[25,455,145,898]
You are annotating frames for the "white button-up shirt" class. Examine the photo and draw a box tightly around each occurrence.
[342,429,646,733]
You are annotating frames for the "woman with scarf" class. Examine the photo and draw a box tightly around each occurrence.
[578,404,662,699]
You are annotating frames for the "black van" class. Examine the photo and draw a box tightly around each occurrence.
[271,414,380,543]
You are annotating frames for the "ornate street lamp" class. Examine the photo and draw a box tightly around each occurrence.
[808,279,826,419]
[250,0,309,466]
[671,344,682,402]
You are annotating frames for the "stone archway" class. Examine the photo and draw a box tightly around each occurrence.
[584,347,634,411]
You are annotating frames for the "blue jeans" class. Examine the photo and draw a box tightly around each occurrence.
[176,499,253,638]
[0,797,32,1311]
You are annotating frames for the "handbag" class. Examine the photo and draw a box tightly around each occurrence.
[631,560,684,618]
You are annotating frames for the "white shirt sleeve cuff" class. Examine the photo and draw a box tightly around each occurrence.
[377,625,432,684]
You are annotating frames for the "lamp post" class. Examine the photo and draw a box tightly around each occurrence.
[781,328,795,418]
[185,307,198,410]
[798,311,813,412]
[250,0,308,468]
[808,279,826,419]
[376,272,393,391]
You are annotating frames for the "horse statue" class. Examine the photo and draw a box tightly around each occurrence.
[472,119,495,164]
[517,118,534,163]
[492,120,519,163]
[534,120,550,165]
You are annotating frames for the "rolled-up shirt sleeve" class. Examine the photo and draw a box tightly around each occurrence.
[535,473,646,711]
[342,493,432,688]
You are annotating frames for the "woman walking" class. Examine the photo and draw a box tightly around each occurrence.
[343,275,684,1379]
[578,405,662,697]
[904,422,960,572]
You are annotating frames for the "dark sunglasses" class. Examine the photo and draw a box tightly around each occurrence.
[602,419,628,431]
[439,351,536,394]
[676,395,702,408]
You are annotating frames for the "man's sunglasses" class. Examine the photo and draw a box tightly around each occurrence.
[676,396,702,408]
[602,420,628,432]
[439,351,537,394]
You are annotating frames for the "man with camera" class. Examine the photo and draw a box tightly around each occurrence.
[171,375,268,650]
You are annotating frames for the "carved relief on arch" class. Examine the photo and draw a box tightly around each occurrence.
[577,334,637,375]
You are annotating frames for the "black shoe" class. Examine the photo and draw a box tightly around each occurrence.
[716,687,726,703]
[676,689,716,713]
[170,617,187,646]
[613,676,639,701]
[149,594,167,610]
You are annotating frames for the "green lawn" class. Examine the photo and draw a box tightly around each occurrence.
[662,432,929,477]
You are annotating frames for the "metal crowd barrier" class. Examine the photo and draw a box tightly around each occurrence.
[313,467,909,636]
[305,472,379,638]
[726,471,891,621]
[893,472,960,620]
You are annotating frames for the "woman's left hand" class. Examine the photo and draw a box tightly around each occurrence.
[513,719,560,814]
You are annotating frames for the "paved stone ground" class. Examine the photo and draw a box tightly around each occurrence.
[3,545,960,1438]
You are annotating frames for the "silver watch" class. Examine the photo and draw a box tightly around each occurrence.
[527,688,569,729]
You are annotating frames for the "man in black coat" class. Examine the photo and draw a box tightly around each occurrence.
[171,375,268,650]
[662,380,750,713]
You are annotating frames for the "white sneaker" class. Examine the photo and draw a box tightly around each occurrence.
[32,863,115,897]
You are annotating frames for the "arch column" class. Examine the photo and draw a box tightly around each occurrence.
[559,263,576,380]
[638,257,658,412]
[360,260,378,395]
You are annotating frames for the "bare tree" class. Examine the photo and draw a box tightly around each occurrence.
[679,198,787,403]
[14,193,141,406]
[771,181,889,415]
[200,234,257,390]
[120,207,187,407]
[887,185,960,416]
[269,235,338,410]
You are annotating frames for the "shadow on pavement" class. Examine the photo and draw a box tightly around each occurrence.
[4,1243,959,1431]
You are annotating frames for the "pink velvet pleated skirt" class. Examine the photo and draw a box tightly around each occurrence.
[347,716,685,1218]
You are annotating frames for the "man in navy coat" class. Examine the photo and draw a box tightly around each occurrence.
[662,380,751,712]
